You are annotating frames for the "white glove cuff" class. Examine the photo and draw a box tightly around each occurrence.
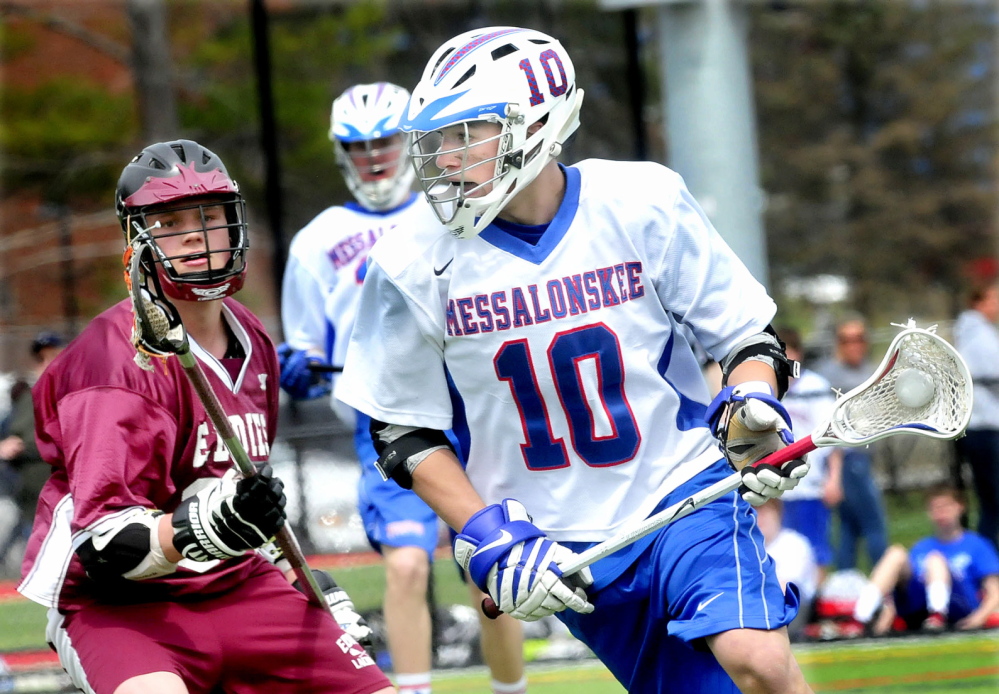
[731,381,774,397]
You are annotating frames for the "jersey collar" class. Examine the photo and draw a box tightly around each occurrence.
[478,164,580,265]
[343,191,418,216]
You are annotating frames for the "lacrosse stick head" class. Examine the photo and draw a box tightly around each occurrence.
[124,237,189,367]
[817,321,972,446]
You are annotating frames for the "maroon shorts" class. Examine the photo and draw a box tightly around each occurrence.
[62,563,391,694]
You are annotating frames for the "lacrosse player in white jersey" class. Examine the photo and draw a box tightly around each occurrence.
[337,27,819,693]
[281,82,527,694]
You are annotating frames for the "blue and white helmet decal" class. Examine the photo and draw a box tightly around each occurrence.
[329,82,416,212]
[401,27,584,239]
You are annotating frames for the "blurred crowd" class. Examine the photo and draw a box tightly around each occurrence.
[0,331,65,577]
[747,295,999,642]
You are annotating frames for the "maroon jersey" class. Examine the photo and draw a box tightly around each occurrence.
[19,298,280,613]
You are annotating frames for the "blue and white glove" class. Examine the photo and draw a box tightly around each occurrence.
[277,343,332,400]
[453,499,594,622]
[706,381,810,506]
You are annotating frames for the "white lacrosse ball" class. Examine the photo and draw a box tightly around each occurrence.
[894,368,935,409]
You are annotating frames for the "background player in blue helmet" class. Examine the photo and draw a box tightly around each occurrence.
[337,27,815,694]
[280,82,527,694]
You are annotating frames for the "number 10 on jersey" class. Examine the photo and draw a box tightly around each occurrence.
[494,323,640,470]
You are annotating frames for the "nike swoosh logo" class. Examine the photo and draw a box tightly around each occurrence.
[697,592,724,612]
[434,258,453,276]
[474,529,513,555]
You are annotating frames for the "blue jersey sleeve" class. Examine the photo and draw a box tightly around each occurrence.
[969,533,999,579]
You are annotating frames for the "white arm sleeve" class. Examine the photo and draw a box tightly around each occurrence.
[335,259,454,430]
[281,244,332,354]
[645,174,776,360]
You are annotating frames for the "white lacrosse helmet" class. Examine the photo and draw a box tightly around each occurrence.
[329,82,415,212]
[400,26,584,239]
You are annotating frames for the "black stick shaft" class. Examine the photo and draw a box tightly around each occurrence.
[307,363,343,373]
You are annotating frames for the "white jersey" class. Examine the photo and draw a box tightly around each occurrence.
[953,308,999,430]
[336,161,777,542]
[281,193,440,369]
[781,368,837,501]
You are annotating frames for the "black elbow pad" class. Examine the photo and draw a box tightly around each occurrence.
[369,419,454,489]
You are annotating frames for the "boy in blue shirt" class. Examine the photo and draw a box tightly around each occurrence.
[852,483,999,635]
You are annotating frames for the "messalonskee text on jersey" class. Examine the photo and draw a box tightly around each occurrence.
[328,226,391,271]
[446,261,645,337]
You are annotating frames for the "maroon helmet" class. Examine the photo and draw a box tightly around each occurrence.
[115,140,248,301]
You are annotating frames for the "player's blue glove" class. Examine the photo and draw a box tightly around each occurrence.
[705,380,810,506]
[277,343,332,400]
[453,499,594,622]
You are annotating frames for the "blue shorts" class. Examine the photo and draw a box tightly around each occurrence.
[894,576,975,627]
[558,461,799,694]
[782,498,833,566]
[356,462,438,559]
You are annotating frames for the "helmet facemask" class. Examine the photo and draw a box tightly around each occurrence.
[334,132,414,211]
[123,194,248,302]
[115,140,249,302]
[401,27,585,239]
[410,121,512,231]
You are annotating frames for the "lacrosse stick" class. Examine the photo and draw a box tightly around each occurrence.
[124,238,331,614]
[482,320,972,617]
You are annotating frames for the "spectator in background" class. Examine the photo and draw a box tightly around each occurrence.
[779,328,843,583]
[814,315,888,570]
[0,331,65,563]
[852,484,999,636]
[952,282,999,550]
[757,499,819,642]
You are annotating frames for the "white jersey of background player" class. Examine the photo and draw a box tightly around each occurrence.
[281,83,434,390]
[338,27,815,694]
[777,331,843,572]
[281,83,527,694]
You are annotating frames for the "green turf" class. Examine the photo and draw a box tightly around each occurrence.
[0,597,47,651]
[797,634,999,692]
[432,662,626,693]
[312,555,471,613]
[2,593,997,692]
